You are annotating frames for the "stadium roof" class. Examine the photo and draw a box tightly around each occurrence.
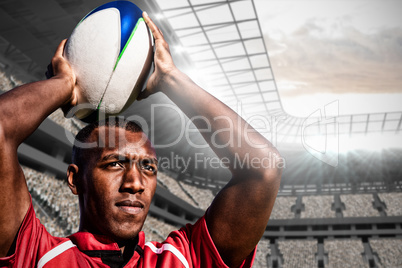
[0,0,401,147]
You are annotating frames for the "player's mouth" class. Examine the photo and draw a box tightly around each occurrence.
[115,200,144,215]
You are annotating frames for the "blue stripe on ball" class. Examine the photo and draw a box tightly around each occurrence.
[83,1,143,54]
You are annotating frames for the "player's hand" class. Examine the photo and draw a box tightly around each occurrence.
[138,12,179,100]
[47,39,79,115]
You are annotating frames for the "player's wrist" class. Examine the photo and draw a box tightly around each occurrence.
[160,68,188,94]
[49,74,77,108]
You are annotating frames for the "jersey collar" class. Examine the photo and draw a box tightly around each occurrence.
[68,231,145,252]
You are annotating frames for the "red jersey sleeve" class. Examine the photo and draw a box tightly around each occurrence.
[156,215,256,268]
[0,198,69,268]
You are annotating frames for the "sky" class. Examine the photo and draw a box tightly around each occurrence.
[255,0,402,117]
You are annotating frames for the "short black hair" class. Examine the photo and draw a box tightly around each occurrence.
[72,118,143,168]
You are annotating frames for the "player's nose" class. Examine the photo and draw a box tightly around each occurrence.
[120,163,145,194]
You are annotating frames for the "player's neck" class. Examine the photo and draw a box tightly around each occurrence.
[118,238,138,265]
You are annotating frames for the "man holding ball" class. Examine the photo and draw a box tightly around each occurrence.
[0,12,282,268]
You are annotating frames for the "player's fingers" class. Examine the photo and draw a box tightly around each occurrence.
[47,40,65,79]
[55,39,67,57]
[143,12,163,40]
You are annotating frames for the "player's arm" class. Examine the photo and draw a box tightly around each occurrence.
[143,13,283,267]
[0,40,77,257]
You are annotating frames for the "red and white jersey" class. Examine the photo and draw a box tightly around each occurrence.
[0,200,255,267]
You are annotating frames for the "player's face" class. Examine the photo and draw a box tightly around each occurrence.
[79,126,157,242]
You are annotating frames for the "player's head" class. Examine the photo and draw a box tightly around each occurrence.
[67,118,157,243]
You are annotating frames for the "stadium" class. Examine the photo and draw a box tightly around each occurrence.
[0,0,401,267]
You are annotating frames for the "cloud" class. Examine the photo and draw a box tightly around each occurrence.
[266,19,402,97]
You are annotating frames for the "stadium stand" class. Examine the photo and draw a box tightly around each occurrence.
[255,239,271,268]
[269,196,297,220]
[23,165,80,234]
[369,238,402,268]
[378,192,402,216]
[301,195,336,219]
[0,71,12,91]
[341,194,380,217]
[32,199,66,237]
[277,240,318,268]
[0,69,22,91]
[324,239,368,268]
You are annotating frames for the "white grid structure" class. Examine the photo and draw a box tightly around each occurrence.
[152,0,402,142]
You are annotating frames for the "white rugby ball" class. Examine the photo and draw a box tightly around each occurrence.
[64,1,153,121]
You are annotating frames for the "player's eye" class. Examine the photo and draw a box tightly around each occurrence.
[108,161,123,168]
[143,165,155,171]
[139,160,157,174]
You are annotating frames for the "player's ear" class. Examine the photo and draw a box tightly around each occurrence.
[67,164,80,195]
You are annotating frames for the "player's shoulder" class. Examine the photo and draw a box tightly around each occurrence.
[140,216,209,268]
[143,234,191,268]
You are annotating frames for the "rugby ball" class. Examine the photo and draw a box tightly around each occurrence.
[64,1,153,121]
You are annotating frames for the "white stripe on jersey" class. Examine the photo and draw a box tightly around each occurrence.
[37,240,76,268]
[145,242,190,268]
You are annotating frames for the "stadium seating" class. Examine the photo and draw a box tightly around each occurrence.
[254,239,271,268]
[301,195,336,218]
[378,192,402,216]
[269,196,297,220]
[0,72,11,92]
[370,238,402,268]
[341,194,380,217]
[0,69,22,91]
[324,239,367,268]
[32,200,66,237]
[277,240,318,268]
[23,166,80,234]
